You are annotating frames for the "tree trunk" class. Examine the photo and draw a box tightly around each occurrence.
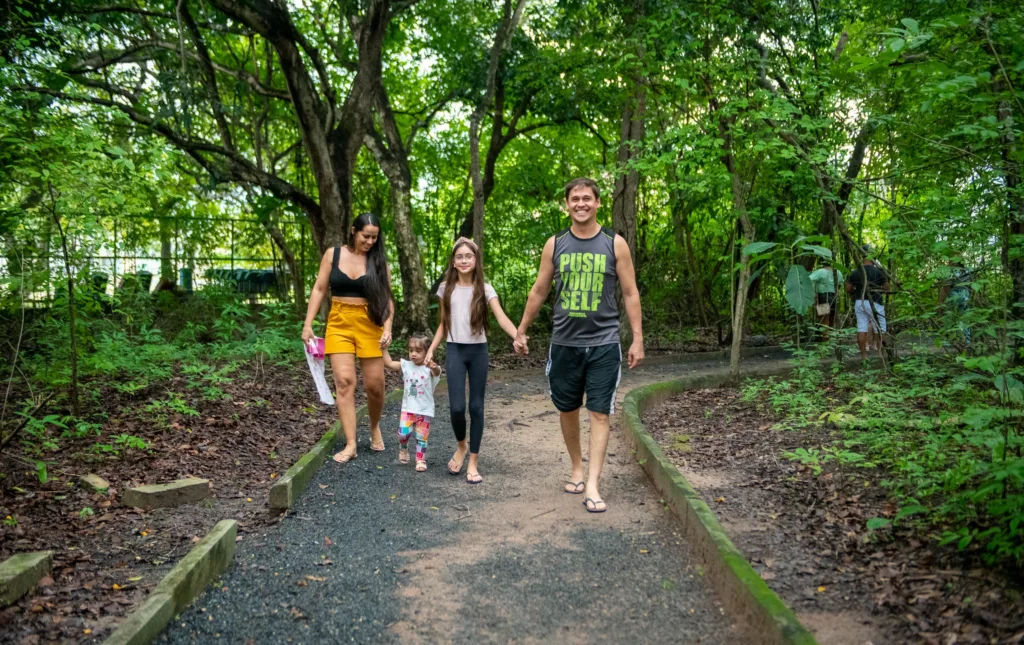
[47,184,79,416]
[469,0,529,247]
[389,176,429,331]
[611,51,645,257]
[728,170,754,380]
[997,96,1024,329]
[263,219,304,314]
[159,216,174,284]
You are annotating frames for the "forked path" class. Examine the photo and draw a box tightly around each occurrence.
[160,357,779,644]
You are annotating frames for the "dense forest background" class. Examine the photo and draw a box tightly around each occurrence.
[1,0,1024,568]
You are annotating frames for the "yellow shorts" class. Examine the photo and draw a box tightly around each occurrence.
[324,302,383,358]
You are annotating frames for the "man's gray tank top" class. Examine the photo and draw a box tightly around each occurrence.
[550,226,619,347]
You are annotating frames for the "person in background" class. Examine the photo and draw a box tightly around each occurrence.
[809,261,842,330]
[845,245,889,360]
[938,258,973,346]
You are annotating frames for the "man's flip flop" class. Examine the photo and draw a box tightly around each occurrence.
[564,481,585,494]
[466,472,483,485]
[583,498,607,513]
[333,451,357,464]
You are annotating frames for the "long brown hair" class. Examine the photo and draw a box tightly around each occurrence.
[440,238,488,339]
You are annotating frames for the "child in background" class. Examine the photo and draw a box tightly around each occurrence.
[382,333,441,472]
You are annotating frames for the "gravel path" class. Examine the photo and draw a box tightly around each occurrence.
[158,357,775,644]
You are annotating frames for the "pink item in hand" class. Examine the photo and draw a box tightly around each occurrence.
[306,336,325,359]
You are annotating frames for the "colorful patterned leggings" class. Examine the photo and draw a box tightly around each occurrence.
[398,412,432,462]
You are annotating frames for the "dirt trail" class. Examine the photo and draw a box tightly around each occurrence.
[160,356,782,644]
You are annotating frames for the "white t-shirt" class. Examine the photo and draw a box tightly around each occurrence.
[401,359,440,417]
[436,282,499,343]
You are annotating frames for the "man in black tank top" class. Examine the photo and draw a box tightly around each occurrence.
[514,178,645,514]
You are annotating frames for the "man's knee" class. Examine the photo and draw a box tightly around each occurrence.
[587,410,610,425]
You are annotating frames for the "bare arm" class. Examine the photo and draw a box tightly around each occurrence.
[488,296,518,340]
[426,289,445,363]
[381,349,402,372]
[514,236,556,351]
[615,235,645,368]
[302,249,333,341]
[380,264,395,348]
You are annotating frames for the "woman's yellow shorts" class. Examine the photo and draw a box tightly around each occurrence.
[324,302,383,358]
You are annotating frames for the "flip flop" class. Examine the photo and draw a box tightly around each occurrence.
[583,498,607,513]
[333,451,357,464]
[564,481,585,495]
[448,454,466,475]
[370,439,386,452]
[466,472,483,485]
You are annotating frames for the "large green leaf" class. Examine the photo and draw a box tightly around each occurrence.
[741,241,778,256]
[784,264,816,314]
[800,245,833,260]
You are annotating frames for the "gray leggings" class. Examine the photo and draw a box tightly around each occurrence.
[445,342,488,454]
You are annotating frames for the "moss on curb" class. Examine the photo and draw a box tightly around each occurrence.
[269,388,404,513]
[103,519,237,645]
[621,363,818,645]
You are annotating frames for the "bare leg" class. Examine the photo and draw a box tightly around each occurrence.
[559,409,585,490]
[361,357,386,450]
[585,411,611,507]
[857,331,868,360]
[329,353,357,460]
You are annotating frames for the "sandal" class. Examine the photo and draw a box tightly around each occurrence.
[398,448,410,465]
[583,498,607,513]
[448,453,466,476]
[332,450,357,464]
[466,472,483,485]
[564,481,585,495]
[370,438,386,452]
[416,461,427,473]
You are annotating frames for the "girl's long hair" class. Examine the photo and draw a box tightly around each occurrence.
[440,238,487,339]
[349,213,392,327]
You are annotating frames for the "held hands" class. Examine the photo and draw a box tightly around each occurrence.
[513,331,530,355]
[627,339,645,369]
[379,328,393,349]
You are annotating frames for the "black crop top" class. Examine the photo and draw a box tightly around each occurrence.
[330,246,368,298]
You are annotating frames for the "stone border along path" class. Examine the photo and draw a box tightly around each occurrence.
[157,355,792,644]
[623,364,818,645]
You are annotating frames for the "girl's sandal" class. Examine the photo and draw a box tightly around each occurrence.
[398,449,410,465]
[415,461,427,473]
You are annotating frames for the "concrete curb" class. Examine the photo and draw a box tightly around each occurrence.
[269,389,404,513]
[103,519,237,645]
[621,363,819,645]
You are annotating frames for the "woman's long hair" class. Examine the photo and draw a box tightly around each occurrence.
[349,213,392,327]
[440,238,487,339]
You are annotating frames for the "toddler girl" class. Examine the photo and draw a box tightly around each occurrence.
[382,333,441,472]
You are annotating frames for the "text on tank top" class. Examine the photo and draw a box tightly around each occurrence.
[550,226,619,347]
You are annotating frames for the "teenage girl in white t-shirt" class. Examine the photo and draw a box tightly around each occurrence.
[426,238,519,484]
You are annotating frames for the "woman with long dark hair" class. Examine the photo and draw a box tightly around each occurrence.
[303,213,394,463]
[426,238,518,483]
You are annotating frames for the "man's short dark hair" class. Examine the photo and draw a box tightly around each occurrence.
[564,178,600,201]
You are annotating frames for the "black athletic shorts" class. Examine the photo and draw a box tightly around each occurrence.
[816,292,837,308]
[546,343,622,415]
